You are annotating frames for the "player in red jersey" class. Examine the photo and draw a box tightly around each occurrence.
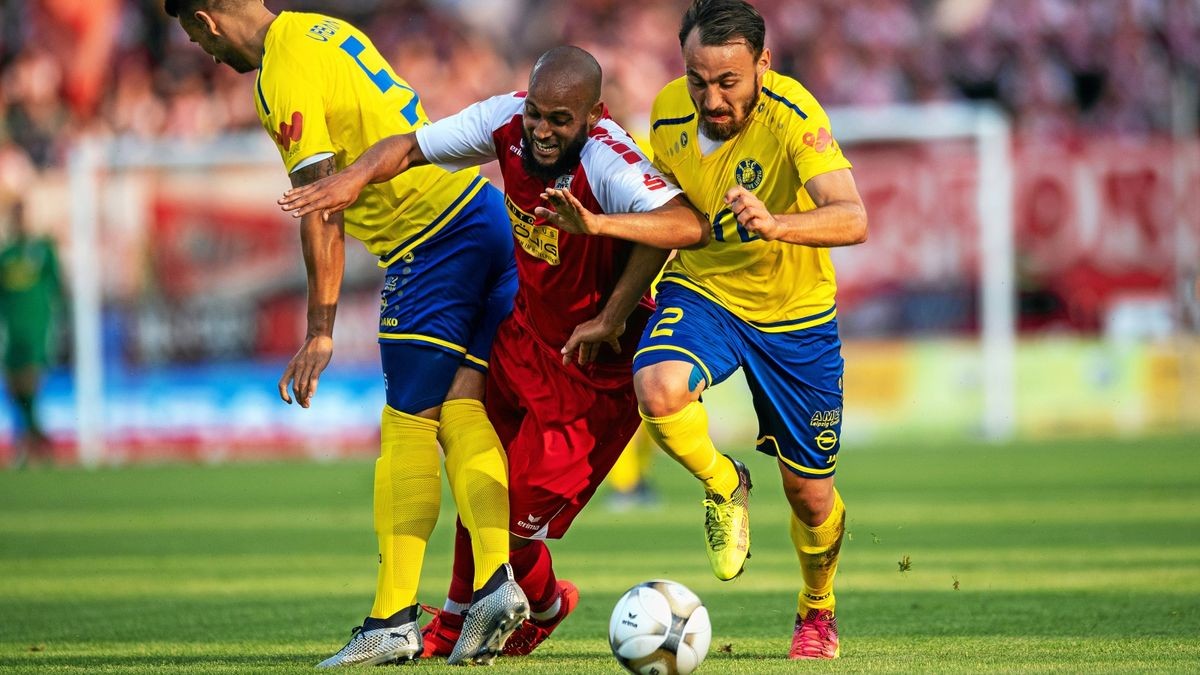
[280,46,709,657]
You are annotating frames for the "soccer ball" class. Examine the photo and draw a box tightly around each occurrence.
[608,580,712,675]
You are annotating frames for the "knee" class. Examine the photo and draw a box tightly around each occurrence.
[634,366,698,418]
[781,474,836,526]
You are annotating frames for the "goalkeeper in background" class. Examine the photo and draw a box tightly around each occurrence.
[165,0,526,667]
[0,202,62,468]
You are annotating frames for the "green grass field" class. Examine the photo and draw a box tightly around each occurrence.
[2,435,1199,673]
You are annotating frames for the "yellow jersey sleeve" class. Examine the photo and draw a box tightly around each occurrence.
[776,85,852,186]
[255,45,335,172]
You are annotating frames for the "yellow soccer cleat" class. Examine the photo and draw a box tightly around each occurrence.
[701,455,752,581]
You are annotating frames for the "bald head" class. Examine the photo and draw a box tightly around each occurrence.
[529,46,603,109]
[520,47,605,182]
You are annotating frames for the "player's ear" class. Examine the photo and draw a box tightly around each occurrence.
[194,9,221,36]
[587,101,604,127]
[757,47,771,77]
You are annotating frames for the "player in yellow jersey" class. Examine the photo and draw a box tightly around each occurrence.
[631,0,868,660]
[165,0,527,666]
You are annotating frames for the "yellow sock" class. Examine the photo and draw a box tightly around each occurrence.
[790,488,846,615]
[607,426,645,493]
[439,399,510,590]
[641,401,737,498]
[370,405,441,618]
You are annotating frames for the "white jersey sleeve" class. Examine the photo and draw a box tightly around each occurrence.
[415,93,524,172]
[583,119,682,215]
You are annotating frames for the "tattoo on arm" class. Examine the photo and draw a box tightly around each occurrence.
[289,157,337,188]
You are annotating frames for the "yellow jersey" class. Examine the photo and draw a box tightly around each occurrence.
[254,12,484,265]
[648,70,852,331]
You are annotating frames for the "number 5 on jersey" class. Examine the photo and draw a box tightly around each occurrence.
[650,308,684,338]
[339,36,421,125]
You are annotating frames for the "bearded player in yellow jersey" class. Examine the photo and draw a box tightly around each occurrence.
[165,0,528,667]
[633,0,867,660]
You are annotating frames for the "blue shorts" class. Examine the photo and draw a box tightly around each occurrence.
[379,181,517,413]
[632,283,844,478]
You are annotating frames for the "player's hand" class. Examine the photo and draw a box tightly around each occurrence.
[535,188,605,236]
[278,335,334,408]
[278,169,367,221]
[561,315,625,366]
[725,186,784,241]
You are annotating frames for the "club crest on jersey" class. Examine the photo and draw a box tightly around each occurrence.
[554,175,573,190]
[735,158,764,191]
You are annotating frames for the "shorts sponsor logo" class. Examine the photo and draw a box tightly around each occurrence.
[680,131,688,148]
[526,513,542,523]
[809,408,840,428]
[815,429,838,451]
[380,317,399,327]
[735,158,764,190]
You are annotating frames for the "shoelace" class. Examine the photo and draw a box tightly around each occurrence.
[793,612,835,653]
[702,498,730,550]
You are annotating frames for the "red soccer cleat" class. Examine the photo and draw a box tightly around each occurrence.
[789,608,840,659]
[502,580,579,656]
[419,605,463,658]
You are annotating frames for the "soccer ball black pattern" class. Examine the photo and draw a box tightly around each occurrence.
[608,580,712,675]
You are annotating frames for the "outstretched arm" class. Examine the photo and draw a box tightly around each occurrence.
[278,157,345,408]
[561,244,670,366]
[726,168,867,247]
[535,192,710,250]
[278,133,429,219]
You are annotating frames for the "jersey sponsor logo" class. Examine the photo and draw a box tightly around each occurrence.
[590,130,643,165]
[553,175,573,190]
[815,429,838,452]
[735,158,764,191]
[809,408,841,429]
[509,143,523,157]
[803,127,836,153]
[642,173,667,191]
[274,111,303,151]
[504,194,560,265]
[306,18,341,42]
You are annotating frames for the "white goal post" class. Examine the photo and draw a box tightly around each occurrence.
[829,102,1016,443]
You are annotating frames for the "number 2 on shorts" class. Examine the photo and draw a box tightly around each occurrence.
[650,307,684,338]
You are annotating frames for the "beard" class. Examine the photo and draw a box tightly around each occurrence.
[521,126,589,183]
[698,85,760,141]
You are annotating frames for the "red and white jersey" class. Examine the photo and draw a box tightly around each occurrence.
[416,92,681,366]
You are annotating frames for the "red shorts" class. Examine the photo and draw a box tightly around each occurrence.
[486,316,642,540]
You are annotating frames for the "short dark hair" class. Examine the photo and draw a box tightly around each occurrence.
[164,0,236,19]
[678,0,766,57]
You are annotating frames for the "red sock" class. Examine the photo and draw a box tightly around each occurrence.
[510,540,558,614]
[446,519,474,612]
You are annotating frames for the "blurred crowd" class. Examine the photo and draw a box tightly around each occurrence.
[1,0,1198,176]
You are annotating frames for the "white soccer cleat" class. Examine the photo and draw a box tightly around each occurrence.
[447,563,530,666]
[316,604,423,668]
